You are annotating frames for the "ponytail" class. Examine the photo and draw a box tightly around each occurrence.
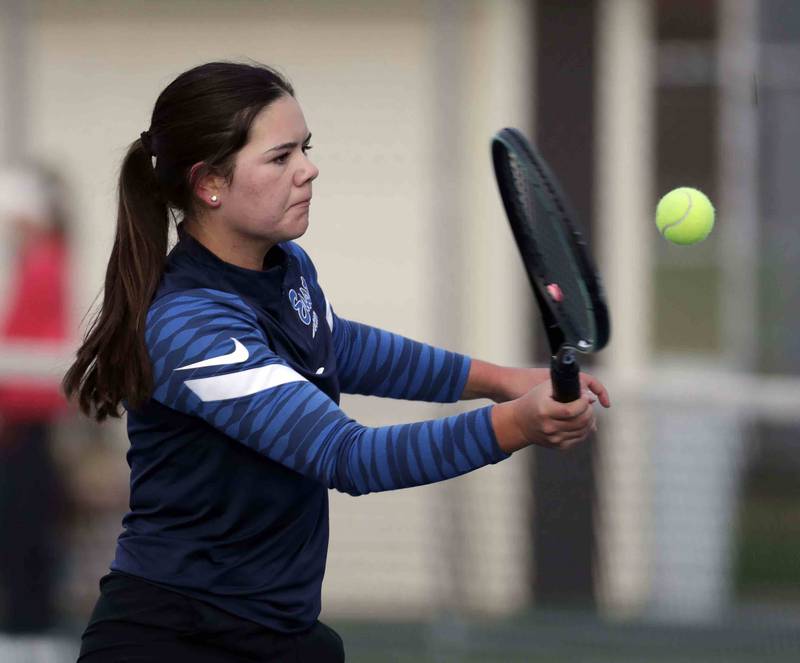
[63,138,168,420]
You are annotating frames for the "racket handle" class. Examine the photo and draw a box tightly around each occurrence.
[551,347,581,403]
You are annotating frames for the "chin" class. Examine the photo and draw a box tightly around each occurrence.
[284,213,310,241]
[260,208,309,245]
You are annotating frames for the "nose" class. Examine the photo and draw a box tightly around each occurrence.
[294,153,319,186]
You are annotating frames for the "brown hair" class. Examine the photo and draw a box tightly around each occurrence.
[63,62,294,420]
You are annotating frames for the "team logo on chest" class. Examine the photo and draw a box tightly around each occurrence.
[288,276,319,338]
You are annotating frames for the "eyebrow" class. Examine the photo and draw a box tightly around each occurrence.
[264,133,312,154]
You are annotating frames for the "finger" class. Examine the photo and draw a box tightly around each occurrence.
[585,380,610,408]
[581,374,611,408]
[570,422,596,443]
[560,409,595,434]
[549,397,591,421]
[560,408,598,439]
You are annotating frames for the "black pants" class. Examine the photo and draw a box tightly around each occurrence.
[78,573,345,662]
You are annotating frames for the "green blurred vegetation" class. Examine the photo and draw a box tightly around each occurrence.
[653,263,721,354]
[735,441,800,602]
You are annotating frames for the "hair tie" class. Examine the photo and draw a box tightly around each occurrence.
[140,131,158,170]
[140,131,154,157]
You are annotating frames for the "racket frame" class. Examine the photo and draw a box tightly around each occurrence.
[491,127,610,401]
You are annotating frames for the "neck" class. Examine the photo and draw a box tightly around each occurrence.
[182,219,273,271]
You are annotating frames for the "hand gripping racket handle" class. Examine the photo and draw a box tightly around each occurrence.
[551,347,581,403]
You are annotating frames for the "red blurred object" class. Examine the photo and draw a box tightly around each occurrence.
[0,232,70,423]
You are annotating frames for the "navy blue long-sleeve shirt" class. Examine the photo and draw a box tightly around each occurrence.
[112,227,508,632]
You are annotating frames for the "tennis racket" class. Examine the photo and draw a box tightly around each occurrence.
[491,128,610,403]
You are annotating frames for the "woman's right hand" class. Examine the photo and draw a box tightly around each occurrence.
[491,378,604,454]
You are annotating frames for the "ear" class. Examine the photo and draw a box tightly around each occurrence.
[189,162,226,208]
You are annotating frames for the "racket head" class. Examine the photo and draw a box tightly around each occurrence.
[491,127,610,356]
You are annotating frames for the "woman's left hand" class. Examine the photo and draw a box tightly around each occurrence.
[491,366,550,402]
[464,359,611,407]
[463,360,548,402]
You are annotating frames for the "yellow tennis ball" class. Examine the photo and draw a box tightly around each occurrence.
[655,187,715,245]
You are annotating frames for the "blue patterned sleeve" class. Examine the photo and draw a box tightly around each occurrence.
[286,241,470,403]
[146,290,508,496]
[329,313,471,403]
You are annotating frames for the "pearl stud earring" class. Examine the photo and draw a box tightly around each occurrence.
[210,195,218,203]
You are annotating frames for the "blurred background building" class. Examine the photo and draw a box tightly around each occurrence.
[0,0,797,661]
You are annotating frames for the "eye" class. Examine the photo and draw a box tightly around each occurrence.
[273,152,290,165]
[302,143,313,154]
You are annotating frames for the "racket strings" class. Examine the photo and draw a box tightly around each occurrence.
[505,151,595,346]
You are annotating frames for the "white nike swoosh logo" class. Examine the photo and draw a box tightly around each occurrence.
[175,338,249,371]
[184,364,306,401]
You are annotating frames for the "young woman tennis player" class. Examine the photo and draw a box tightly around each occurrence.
[64,61,610,662]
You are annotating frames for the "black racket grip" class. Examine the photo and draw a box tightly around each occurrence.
[551,348,581,403]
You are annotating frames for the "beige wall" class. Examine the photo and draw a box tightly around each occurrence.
[21,0,534,618]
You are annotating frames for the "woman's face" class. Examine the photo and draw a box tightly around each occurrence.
[215,95,318,249]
